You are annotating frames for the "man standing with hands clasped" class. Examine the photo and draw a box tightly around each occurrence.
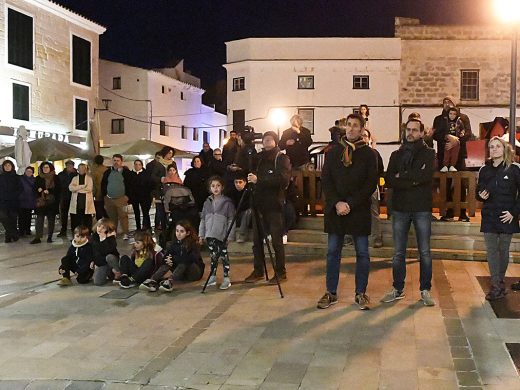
[317,113,378,310]
[381,118,436,306]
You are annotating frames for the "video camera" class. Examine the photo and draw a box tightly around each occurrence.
[239,125,263,145]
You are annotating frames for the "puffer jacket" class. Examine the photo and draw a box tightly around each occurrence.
[199,195,235,242]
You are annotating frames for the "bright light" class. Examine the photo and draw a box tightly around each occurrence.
[270,108,287,129]
[494,0,520,23]
[137,154,152,160]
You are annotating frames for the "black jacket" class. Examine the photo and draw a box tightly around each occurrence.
[101,166,133,198]
[62,242,93,275]
[279,127,313,168]
[208,158,227,177]
[222,139,239,166]
[57,169,77,201]
[0,171,22,210]
[183,167,210,211]
[433,109,472,170]
[164,240,205,271]
[129,169,151,202]
[91,233,119,266]
[477,161,520,234]
[253,147,291,213]
[145,159,166,199]
[385,140,435,213]
[322,143,378,236]
[34,174,61,214]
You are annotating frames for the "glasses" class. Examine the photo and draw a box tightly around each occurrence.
[214,153,222,156]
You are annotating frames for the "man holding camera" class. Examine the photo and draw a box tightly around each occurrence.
[245,131,292,284]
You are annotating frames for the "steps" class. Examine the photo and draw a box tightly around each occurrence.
[228,216,520,263]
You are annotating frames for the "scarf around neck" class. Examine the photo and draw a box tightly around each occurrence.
[399,139,426,172]
[338,136,367,167]
[39,171,55,189]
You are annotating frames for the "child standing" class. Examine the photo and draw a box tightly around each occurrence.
[440,107,465,172]
[91,218,119,285]
[199,176,235,290]
[57,226,94,286]
[140,220,205,292]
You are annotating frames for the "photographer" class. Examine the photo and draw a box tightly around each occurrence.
[233,126,258,173]
[244,131,292,284]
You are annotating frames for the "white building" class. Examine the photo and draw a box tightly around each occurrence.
[98,59,227,154]
[0,0,105,148]
[224,38,402,143]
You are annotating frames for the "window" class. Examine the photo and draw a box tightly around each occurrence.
[203,131,210,144]
[298,108,314,134]
[74,98,88,130]
[181,92,185,100]
[461,70,479,100]
[111,119,124,134]
[162,86,165,94]
[72,35,91,86]
[219,129,227,146]
[298,75,314,89]
[8,8,33,70]
[160,120,167,136]
[353,75,369,89]
[13,83,30,121]
[233,109,245,132]
[232,77,245,91]
[181,125,187,139]
[193,127,199,141]
[112,77,121,90]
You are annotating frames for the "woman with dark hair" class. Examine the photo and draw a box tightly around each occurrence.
[359,104,370,129]
[18,166,36,236]
[130,159,152,231]
[183,156,210,212]
[147,147,175,231]
[0,160,22,243]
[31,162,61,244]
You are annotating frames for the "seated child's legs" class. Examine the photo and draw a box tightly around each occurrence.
[449,142,460,167]
[106,254,120,272]
[119,255,138,276]
[59,256,77,279]
[77,269,94,284]
[131,259,155,284]
[93,265,110,285]
[172,263,204,282]
[151,264,171,282]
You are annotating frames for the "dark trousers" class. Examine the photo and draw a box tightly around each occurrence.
[59,199,71,233]
[132,199,151,230]
[151,263,203,282]
[60,256,93,284]
[70,213,93,232]
[18,208,33,234]
[207,238,230,277]
[252,209,286,276]
[94,199,107,220]
[35,211,56,239]
[0,208,19,240]
[119,255,155,284]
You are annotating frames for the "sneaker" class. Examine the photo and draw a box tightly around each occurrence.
[205,274,217,287]
[244,270,264,283]
[123,234,130,240]
[47,237,53,243]
[159,279,174,292]
[373,238,383,248]
[56,232,67,238]
[282,234,288,245]
[220,277,231,290]
[420,290,436,306]
[317,292,338,309]
[440,216,453,222]
[440,166,448,172]
[458,216,470,222]
[139,279,158,292]
[57,277,72,287]
[511,280,520,291]
[268,274,287,285]
[30,238,41,244]
[119,275,137,289]
[449,166,458,172]
[355,293,370,310]
[380,287,405,303]
[236,233,245,243]
[485,286,505,301]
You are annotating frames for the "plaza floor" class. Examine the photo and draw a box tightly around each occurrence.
[0,236,519,390]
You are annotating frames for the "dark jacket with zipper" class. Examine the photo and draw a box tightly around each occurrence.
[164,240,205,271]
[477,161,520,234]
[0,171,22,210]
[90,233,119,266]
[279,126,313,168]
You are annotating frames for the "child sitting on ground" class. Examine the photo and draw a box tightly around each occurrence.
[199,175,235,290]
[91,218,120,285]
[140,220,205,292]
[118,230,163,288]
[57,226,94,286]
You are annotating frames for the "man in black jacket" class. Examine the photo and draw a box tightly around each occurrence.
[279,114,313,169]
[57,160,77,237]
[245,131,291,284]
[381,118,436,306]
[317,114,378,310]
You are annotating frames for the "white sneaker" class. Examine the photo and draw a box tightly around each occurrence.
[205,275,217,287]
[219,277,231,290]
[236,233,245,243]
[282,235,288,245]
[449,166,457,172]
[440,166,448,172]
[123,234,130,240]
[420,290,436,306]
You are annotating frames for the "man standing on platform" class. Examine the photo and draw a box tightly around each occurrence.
[381,118,436,306]
[57,160,77,238]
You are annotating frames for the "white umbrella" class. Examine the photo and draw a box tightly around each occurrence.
[14,126,31,174]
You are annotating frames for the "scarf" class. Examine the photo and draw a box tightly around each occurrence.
[399,139,426,172]
[160,157,174,169]
[338,136,367,167]
[39,171,55,189]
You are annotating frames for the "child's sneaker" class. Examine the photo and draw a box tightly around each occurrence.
[139,279,158,292]
[205,274,217,287]
[219,277,231,290]
[159,279,174,292]
[448,166,457,172]
[440,166,448,172]
[119,275,137,289]
[57,277,72,287]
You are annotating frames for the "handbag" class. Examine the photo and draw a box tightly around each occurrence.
[36,193,55,208]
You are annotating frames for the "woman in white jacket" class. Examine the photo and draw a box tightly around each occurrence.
[69,163,95,231]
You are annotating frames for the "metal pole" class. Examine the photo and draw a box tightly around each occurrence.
[510,28,518,148]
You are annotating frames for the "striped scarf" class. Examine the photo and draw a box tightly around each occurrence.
[338,136,367,167]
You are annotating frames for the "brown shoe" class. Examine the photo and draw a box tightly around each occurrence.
[268,274,287,285]
[244,271,264,283]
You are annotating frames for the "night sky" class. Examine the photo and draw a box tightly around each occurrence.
[54,0,491,89]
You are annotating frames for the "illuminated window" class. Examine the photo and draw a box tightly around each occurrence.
[298,76,314,89]
[460,70,479,100]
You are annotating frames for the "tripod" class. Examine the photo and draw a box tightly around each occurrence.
[201,183,284,298]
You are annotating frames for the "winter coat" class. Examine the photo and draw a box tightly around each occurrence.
[199,195,236,242]
[34,174,61,214]
[477,161,520,234]
[68,174,95,215]
[90,163,108,200]
[129,169,152,203]
[385,141,435,213]
[63,240,93,275]
[183,167,210,211]
[222,138,239,166]
[90,233,119,266]
[162,182,196,213]
[198,149,214,166]
[209,158,227,177]
[19,174,36,209]
[322,142,378,236]
[253,147,292,213]
[145,159,166,200]
[433,109,472,170]
[0,171,22,210]
[57,169,77,202]
[279,126,313,168]
[101,166,133,199]
[164,240,205,271]
[128,250,163,273]
[226,187,251,214]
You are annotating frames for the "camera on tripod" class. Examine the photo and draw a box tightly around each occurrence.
[239,126,262,145]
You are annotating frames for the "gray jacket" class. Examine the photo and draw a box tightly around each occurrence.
[199,195,236,242]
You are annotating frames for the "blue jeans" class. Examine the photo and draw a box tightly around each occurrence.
[392,211,432,291]
[326,233,370,295]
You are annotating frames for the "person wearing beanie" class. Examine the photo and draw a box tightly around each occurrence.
[244,131,291,284]
[279,115,313,169]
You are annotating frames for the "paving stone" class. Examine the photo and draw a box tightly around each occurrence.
[64,381,104,390]
[264,362,308,384]
[451,346,472,359]
[24,380,71,390]
[456,371,482,386]
[448,336,468,347]
[0,380,30,390]
[453,358,477,371]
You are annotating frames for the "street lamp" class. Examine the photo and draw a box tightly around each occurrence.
[269,108,287,138]
[494,0,520,147]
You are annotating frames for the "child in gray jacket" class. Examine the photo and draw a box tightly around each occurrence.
[199,176,236,289]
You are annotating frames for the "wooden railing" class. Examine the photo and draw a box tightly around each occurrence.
[292,169,479,217]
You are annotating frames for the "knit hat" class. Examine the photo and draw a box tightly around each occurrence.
[65,160,75,167]
[262,131,279,145]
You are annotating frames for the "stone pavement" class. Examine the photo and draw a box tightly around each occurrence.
[0,236,519,390]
